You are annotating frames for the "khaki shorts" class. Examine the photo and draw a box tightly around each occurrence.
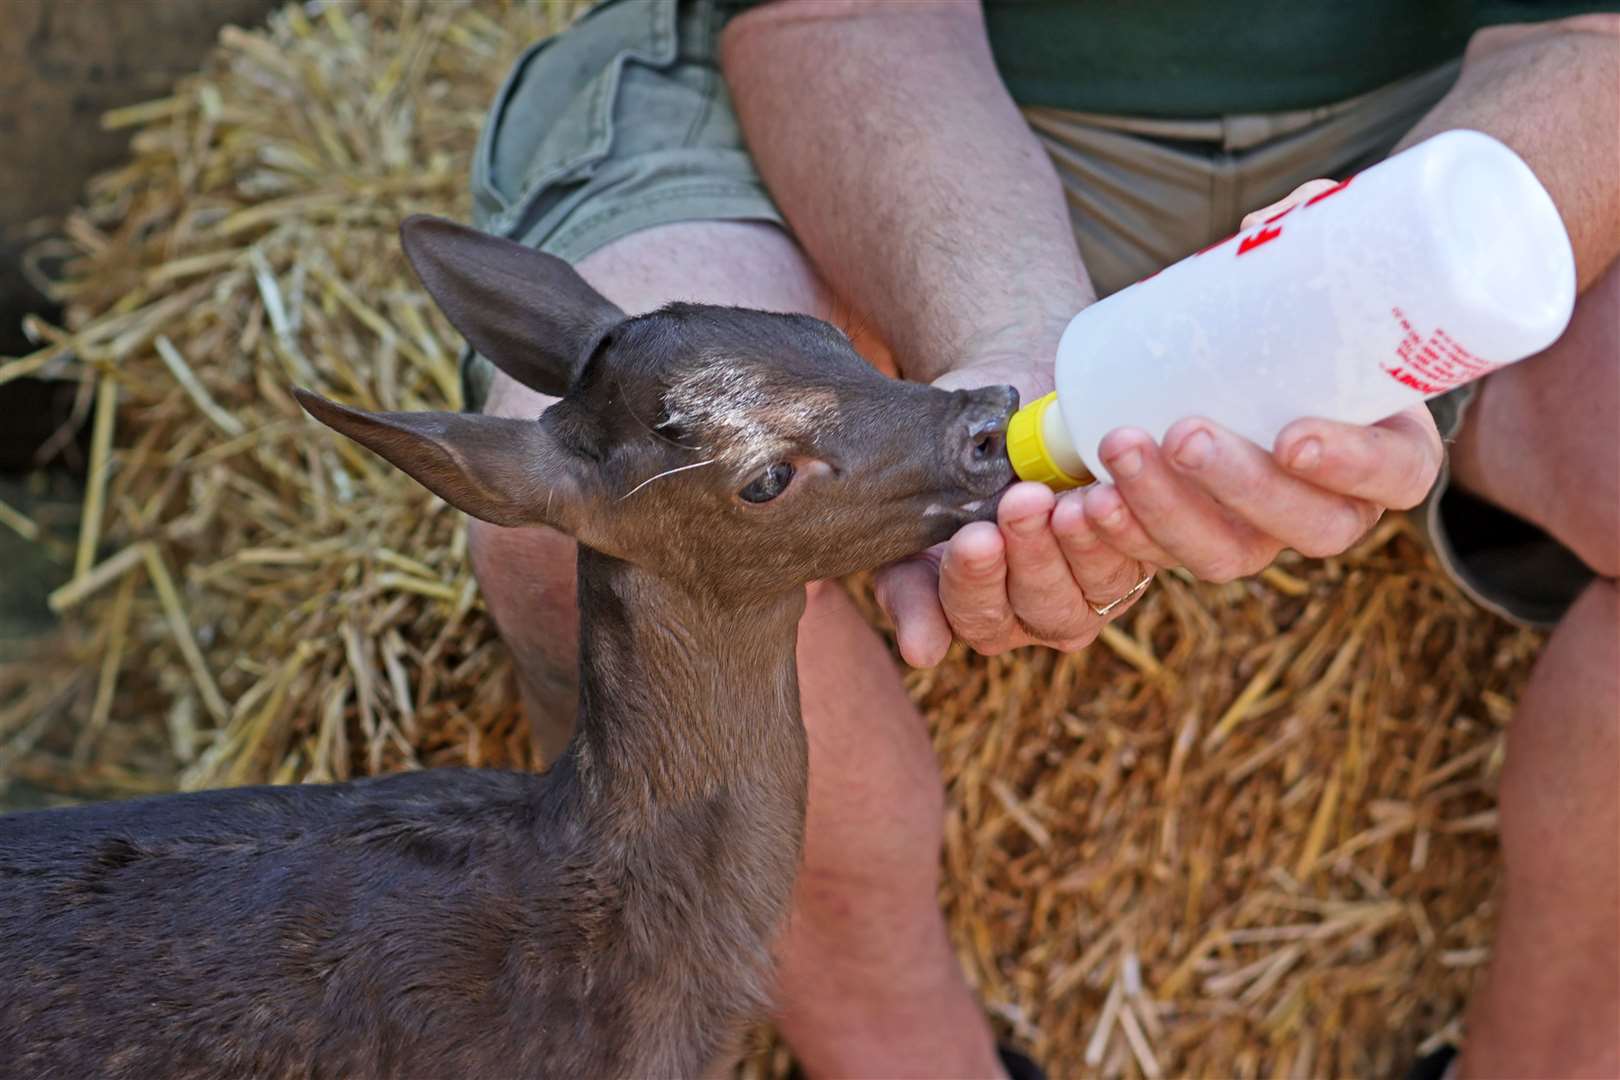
[464,0,1594,627]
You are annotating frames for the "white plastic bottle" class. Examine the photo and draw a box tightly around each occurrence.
[1005,129,1577,488]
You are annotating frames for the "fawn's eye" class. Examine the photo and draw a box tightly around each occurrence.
[738,462,795,504]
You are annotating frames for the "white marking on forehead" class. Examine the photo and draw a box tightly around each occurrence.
[663,354,842,460]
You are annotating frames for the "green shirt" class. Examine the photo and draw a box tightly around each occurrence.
[982,0,1615,116]
[719,0,1616,117]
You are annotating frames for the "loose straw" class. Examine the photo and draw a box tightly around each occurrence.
[71,371,119,580]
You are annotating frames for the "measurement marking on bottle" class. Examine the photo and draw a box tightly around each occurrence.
[1382,306,1500,394]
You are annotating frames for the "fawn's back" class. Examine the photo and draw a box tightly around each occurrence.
[3,770,581,1077]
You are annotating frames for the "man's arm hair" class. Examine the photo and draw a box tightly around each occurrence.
[720,0,1092,385]
[1398,14,1620,291]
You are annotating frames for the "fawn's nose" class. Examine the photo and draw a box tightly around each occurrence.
[956,384,1019,480]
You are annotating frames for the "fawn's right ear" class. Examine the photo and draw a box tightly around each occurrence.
[400,215,624,399]
[295,390,586,532]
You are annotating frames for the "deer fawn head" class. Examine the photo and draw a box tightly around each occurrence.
[296,216,1016,597]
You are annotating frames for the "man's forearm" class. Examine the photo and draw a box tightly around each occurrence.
[719,0,1090,385]
[1398,14,1620,291]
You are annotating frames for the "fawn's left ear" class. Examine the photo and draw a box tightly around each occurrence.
[399,215,624,399]
[296,390,586,532]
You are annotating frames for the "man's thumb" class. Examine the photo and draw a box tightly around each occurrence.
[873,557,952,668]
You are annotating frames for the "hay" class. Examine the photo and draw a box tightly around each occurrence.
[0,2,1541,1074]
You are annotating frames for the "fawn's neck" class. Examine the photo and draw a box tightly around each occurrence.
[568,551,809,801]
[548,549,810,924]
[517,551,809,1076]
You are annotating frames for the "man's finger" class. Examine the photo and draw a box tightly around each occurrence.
[1050,494,1151,617]
[1096,428,1276,582]
[1274,406,1444,510]
[873,554,952,668]
[1163,418,1383,558]
[999,484,1090,642]
[1240,178,1341,230]
[1080,482,1180,568]
[937,521,1018,654]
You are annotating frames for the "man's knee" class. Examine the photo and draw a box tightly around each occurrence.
[1528,279,1620,579]
[466,516,580,652]
[1497,578,1618,863]
[468,516,582,760]
[1454,259,1619,577]
[1551,485,1620,582]
[1511,448,1620,583]
[797,578,949,869]
[803,577,853,616]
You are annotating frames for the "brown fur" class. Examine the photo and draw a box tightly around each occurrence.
[0,216,1016,1078]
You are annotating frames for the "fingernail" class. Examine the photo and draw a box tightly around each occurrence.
[1173,429,1214,470]
[1288,437,1322,472]
[1108,447,1144,479]
[1008,513,1045,537]
[1096,505,1126,529]
[965,550,999,571]
[901,632,941,669]
[1054,512,1096,545]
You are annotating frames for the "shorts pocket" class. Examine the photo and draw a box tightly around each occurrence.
[470,0,680,238]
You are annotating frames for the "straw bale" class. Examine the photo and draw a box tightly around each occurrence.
[0,2,1541,1074]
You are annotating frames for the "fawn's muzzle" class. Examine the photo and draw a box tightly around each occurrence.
[955,385,1020,487]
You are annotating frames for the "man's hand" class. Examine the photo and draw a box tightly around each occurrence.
[1074,181,1443,580]
[875,181,1445,667]
[875,481,1159,666]
[875,353,1157,667]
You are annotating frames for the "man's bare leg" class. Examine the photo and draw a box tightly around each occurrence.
[1448,259,1619,1078]
[468,220,1004,1077]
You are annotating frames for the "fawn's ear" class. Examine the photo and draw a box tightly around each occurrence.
[296,390,585,531]
[399,215,624,399]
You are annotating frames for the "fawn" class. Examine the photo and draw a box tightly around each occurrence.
[0,216,1017,1078]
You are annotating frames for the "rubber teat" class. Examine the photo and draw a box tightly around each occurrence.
[1006,392,1091,490]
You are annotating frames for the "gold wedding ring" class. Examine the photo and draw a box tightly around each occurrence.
[1090,572,1153,618]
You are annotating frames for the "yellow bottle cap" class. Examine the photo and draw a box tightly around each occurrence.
[1006,392,1086,491]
